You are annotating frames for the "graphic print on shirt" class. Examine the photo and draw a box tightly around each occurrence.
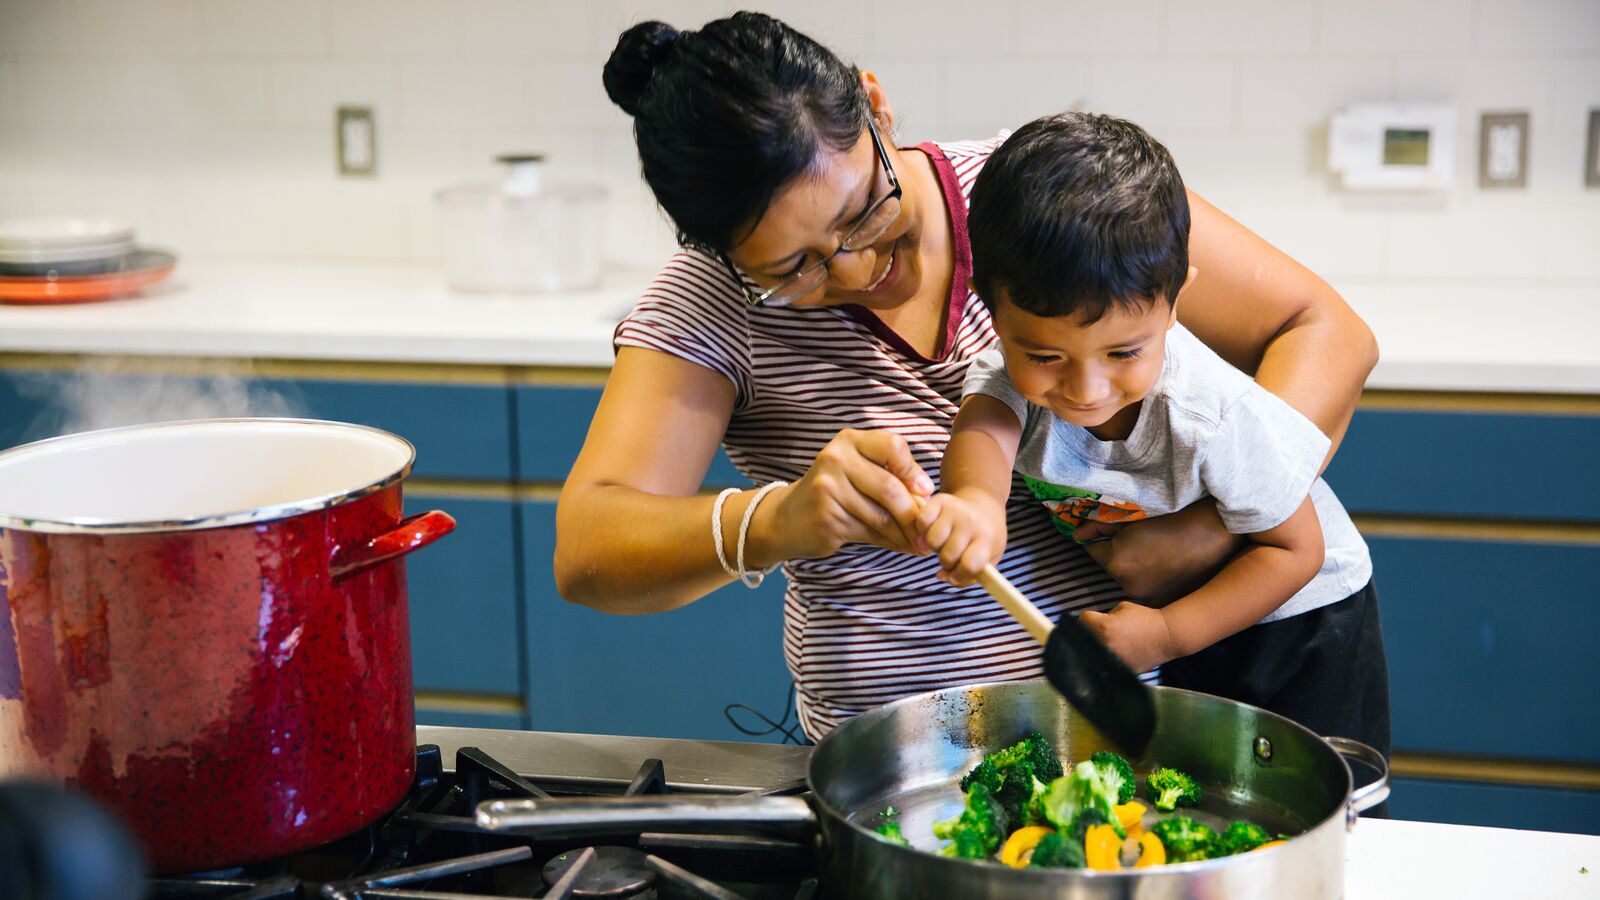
[1023,475,1147,542]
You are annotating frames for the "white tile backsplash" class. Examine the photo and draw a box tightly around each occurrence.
[0,0,1592,298]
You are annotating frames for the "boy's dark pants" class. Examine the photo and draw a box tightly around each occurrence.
[1158,579,1391,816]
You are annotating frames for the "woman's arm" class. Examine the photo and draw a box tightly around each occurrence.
[1081,192,1377,600]
[555,346,932,613]
[1178,190,1378,468]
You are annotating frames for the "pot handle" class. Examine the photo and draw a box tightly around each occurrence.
[475,795,818,842]
[1324,735,1391,828]
[330,510,457,582]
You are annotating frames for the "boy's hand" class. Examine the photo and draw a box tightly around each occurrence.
[914,492,1007,586]
[1078,601,1181,674]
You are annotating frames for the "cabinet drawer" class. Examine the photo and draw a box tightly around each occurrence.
[1371,536,1600,762]
[1389,777,1600,835]
[515,384,745,486]
[404,495,522,696]
[1327,409,1600,522]
[519,500,795,742]
[0,368,515,480]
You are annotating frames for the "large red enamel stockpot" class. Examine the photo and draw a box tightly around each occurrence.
[0,418,455,873]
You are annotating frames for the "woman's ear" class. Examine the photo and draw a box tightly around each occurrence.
[859,70,895,132]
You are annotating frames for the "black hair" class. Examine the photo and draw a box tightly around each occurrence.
[603,11,870,253]
[968,112,1190,322]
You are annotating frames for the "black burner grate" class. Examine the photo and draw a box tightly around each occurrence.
[144,745,820,900]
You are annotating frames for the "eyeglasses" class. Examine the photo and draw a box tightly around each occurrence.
[723,119,903,308]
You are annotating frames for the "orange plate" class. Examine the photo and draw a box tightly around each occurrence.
[0,250,176,305]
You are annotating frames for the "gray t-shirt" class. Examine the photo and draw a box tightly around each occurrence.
[962,323,1371,623]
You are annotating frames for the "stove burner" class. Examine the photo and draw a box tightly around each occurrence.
[542,846,657,898]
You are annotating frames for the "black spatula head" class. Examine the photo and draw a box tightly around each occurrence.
[1042,612,1156,757]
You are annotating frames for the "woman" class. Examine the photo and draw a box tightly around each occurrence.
[557,12,1378,740]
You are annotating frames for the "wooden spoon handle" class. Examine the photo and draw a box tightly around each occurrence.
[975,565,1054,645]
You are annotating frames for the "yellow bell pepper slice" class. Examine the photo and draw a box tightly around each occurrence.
[1253,839,1287,852]
[1085,823,1123,871]
[1133,831,1166,867]
[1114,801,1147,838]
[999,826,1056,868]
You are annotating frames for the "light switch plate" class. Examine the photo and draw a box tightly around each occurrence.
[1479,111,1528,189]
[1587,109,1600,189]
[337,105,377,177]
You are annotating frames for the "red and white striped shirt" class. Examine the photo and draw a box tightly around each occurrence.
[614,136,1125,738]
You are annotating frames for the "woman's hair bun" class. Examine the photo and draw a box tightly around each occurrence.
[603,21,680,117]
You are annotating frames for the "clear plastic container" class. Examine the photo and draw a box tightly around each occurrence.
[434,155,607,293]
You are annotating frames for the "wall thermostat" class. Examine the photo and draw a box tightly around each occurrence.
[1328,103,1456,190]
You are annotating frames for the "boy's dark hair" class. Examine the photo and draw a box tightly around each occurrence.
[968,112,1190,322]
[603,12,869,253]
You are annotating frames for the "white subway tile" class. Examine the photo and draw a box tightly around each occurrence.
[1016,0,1165,56]
[1162,132,1317,207]
[383,130,472,183]
[1549,59,1600,134]
[0,0,79,54]
[869,0,1013,58]
[170,131,326,179]
[13,62,264,128]
[0,61,16,122]
[1233,201,1387,280]
[1477,0,1600,52]
[945,59,1092,136]
[141,177,284,259]
[269,62,396,128]
[397,62,538,130]
[528,62,624,128]
[1086,59,1235,137]
[1542,209,1600,279]
[1394,58,1552,120]
[276,182,422,261]
[61,0,199,56]
[458,132,601,180]
[869,60,942,144]
[1319,0,1472,54]
[1167,0,1314,55]
[594,1,871,62]
[1238,60,1393,134]
[1387,202,1545,279]
[741,0,871,62]
[598,131,679,268]
[197,0,323,55]
[594,0,734,56]
[328,0,593,59]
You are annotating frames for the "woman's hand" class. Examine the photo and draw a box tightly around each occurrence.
[913,491,1008,586]
[759,428,936,561]
[1073,500,1243,603]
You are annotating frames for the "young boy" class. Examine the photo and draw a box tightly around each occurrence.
[919,112,1389,756]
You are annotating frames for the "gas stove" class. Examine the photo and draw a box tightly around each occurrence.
[144,727,819,899]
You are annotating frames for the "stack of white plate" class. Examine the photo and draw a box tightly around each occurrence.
[0,216,138,275]
[0,216,177,304]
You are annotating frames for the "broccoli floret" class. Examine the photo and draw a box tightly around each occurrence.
[1216,820,1272,855]
[1148,816,1218,863]
[874,819,912,846]
[1066,806,1125,844]
[1145,767,1203,812]
[1027,830,1086,869]
[1089,751,1137,804]
[1041,760,1124,838]
[959,731,1064,827]
[1021,775,1052,827]
[933,782,1010,859]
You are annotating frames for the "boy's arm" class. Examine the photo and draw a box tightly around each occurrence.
[942,394,1024,506]
[1081,495,1324,672]
[917,394,1024,585]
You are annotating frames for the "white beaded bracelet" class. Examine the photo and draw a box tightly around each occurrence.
[710,486,741,579]
[736,481,789,588]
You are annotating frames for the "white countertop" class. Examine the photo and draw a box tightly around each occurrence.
[1,260,1597,393]
[1347,818,1599,898]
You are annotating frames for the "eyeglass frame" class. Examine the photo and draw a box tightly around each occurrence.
[719,117,903,308]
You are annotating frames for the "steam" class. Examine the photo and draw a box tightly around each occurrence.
[15,357,308,443]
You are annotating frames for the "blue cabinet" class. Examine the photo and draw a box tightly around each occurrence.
[514,384,746,486]
[1389,777,1600,836]
[519,500,796,742]
[1327,409,1600,522]
[402,493,522,698]
[1370,535,1600,763]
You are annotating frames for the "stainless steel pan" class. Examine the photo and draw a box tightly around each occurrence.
[479,680,1388,898]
